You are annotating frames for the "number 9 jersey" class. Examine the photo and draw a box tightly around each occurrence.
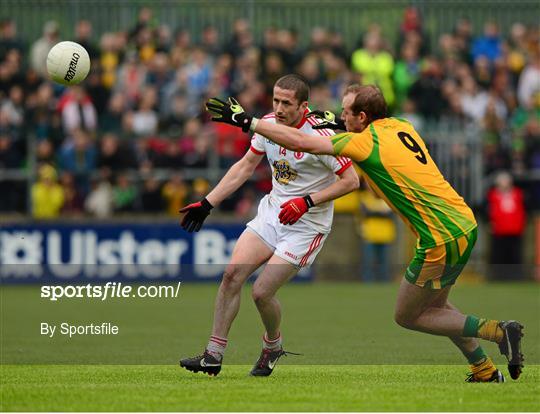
[331,117,477,249]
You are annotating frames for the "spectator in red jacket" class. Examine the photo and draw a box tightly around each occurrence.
[487,171,526,280]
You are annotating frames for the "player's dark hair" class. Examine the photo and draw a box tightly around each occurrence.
[275,74,309,103]
[345,84,387,123]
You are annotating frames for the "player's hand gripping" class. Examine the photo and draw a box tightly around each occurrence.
[205,97,254,132]
[279,195,315,225]
[179,198,213,232]
[306,110,346,131]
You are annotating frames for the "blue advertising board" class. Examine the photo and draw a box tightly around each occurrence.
[0,222,312,282]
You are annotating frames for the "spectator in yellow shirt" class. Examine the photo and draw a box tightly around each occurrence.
[358,188,396,282]
[31,164,64,218]
[162,173,188,216]
[351,32,395,108]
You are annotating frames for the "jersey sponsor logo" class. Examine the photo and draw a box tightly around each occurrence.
[265,139,277,146]
[284,251,299,260]
[294,151,304,160]
[272,159,298,185]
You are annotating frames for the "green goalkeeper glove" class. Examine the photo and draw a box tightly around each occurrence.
[307,110,346,131]
[205,97,254,132]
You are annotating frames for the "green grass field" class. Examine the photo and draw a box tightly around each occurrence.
[1,282,539,411]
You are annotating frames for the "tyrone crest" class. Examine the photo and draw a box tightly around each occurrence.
[272,159,298,185]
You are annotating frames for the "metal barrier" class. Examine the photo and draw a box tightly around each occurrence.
[0,120,485,214]
[5,0,540,51]
[421,121,484,207]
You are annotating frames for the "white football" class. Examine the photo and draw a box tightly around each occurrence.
[46,41,90,86]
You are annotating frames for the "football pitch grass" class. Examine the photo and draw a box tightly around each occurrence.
[1,282,539,411]
[2,364,539,411]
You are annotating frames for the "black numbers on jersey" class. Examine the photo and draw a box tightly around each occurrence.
[397,131,427,165]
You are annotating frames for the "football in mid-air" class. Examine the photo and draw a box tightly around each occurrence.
[46,41,90,86]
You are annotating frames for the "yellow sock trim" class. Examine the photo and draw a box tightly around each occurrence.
[470,357,496,381]
[477,319,504,343]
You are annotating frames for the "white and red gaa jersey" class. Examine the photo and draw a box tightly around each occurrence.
[250,111,352,233]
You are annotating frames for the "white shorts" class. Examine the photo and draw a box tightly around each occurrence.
[246,195,329,268]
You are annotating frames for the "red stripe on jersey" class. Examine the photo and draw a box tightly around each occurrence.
[339,156,351,166]
[304,119,350,170]
[335,160,353,176]
[318,126,332,137]
[306,118,333,136]
[262,114,275,120]
[250,145,265,155]
[337,156,350,167]
[299,233,324,267]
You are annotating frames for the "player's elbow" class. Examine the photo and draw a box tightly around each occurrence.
[343,172,360,191]
[235,158,257,179]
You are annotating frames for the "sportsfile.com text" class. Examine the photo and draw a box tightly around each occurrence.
[40,282,182,301]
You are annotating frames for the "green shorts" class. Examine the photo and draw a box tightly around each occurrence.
[405,227,478,289]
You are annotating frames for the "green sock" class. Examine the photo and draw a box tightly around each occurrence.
[462,346,487,365]
[463,315,480,337]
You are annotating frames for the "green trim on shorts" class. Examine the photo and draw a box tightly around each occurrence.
[404,227,478,289]
[404,248,425,286]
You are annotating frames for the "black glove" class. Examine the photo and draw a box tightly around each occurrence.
[205,97,253,132]
[179,198,213,232]
[307,110,346,131]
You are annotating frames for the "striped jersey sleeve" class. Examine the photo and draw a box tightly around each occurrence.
[305,116,353,175]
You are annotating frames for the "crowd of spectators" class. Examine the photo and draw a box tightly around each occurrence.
[0,6,539,218]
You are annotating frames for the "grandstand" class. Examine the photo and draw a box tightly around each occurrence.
[1,0,539,278]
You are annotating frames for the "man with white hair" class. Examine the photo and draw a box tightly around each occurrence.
[30,21,59,78]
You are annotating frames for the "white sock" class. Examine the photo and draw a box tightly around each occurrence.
[206,335,227,361]
[263,332,282,351]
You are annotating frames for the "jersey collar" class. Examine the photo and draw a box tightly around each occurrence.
[294,108,309,129]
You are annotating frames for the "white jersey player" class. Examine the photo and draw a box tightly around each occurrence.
[248,112,352,265]
[180,75,359,377]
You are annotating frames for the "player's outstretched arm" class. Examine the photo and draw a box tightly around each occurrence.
[205,97,335,155]
[179,150,263,232]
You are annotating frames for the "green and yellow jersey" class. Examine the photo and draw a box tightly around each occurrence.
[331,117,477,249]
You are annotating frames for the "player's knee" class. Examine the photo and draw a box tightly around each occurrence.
[221,265,245,291]
[251,286,271,306]
[394,310,416,330]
